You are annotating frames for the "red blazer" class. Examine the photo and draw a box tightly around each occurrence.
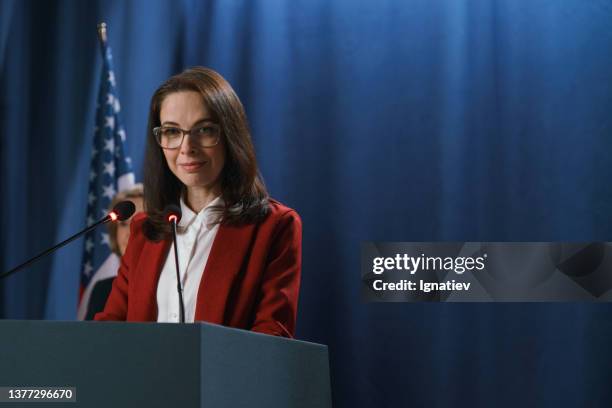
[95,199,302,338]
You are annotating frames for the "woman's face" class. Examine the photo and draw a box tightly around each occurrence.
[117,196,144,256]
[159,91,226,194]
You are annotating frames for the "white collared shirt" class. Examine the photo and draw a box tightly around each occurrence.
[156,196,222,323]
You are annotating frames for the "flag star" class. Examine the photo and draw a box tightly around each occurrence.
[106,93,114,106]
[102,184,116,200]
[91,147,98,158]
[101,232,110,247]
[105,115,115,130]
[113,99,121,113]
[117,128,126,142]
[87,215,95,226]
[85,238,94,252]
[88,192,96,204]
[83,261,93,277]
[126,157,132,165]
[103,161,115,176]
[108,71,116,87]
[104,137,115,152]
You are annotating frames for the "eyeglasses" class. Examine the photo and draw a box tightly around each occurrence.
[153,123,221,149]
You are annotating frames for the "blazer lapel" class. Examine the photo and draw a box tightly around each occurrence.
[133,238,171,321]
[194,222,256,322]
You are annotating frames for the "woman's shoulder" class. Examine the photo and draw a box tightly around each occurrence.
[127,211,149,240]
[131,211,148,227]
[265,198,302,227]
[267,198,299,216]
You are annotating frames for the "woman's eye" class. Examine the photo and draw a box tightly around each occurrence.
[162,128,181,137]
[197,126,213,135]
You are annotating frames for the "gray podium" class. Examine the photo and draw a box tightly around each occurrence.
[0,320,331,407]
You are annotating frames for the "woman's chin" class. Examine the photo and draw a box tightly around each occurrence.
[179,174,220,192]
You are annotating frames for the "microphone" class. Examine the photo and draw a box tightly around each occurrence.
[110,200,136,222]
[164,204,181,224]
[0,200,136,280]
[164,204,185,323]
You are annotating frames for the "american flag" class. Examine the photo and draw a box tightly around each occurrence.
[77,36,134,320]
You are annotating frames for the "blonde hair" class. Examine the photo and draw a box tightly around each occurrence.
[107,183,144,255]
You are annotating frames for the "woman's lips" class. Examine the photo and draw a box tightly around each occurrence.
[179,161,206,172]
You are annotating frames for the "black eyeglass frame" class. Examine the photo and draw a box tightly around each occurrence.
[152,123,221,150]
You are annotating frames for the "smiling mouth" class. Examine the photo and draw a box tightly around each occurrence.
[180,162,206,172]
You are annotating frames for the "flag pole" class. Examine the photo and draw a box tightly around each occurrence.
[97,22,107,45]
[78,21,135,320]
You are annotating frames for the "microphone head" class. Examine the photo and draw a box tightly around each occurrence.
[110,200,136,221]
[163,204,182,224]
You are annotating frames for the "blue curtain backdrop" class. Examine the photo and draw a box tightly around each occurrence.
[2,0,612,406]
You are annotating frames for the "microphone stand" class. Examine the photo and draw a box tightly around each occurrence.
[170,217,185,323]
[0,216,113,280]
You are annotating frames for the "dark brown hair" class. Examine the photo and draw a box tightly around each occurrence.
[143,67,269,241]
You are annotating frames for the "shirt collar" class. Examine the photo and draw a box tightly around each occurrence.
[178,195,223,231]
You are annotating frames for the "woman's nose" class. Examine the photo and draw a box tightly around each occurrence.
[179,131,197,153]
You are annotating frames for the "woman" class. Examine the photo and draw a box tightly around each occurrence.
[95,67,302,338]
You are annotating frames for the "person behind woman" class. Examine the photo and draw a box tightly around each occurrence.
[81,184,144,320]
[95,67,302,337]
